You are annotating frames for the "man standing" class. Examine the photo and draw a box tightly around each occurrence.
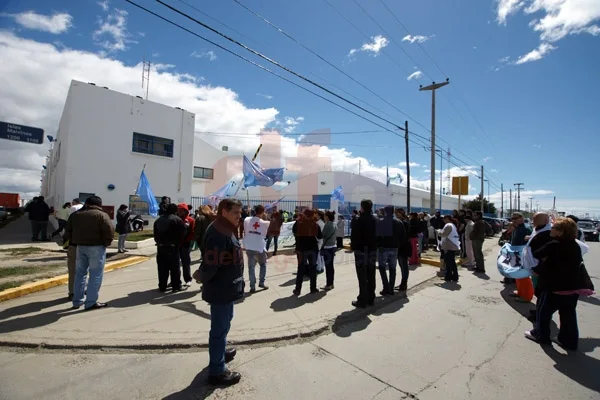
[377,205,403,296]
[350,199,378,308]
[158,196,170,216]
[395,208,411,291]
[69,199,83,214]
[510,212,533,299]
[64,196,114,310]
[523,212,553,321]
[470,211,486,273]
[197,198,244,386]
[266,207,283,256]
[154,203,186,292]
[243,205,270,292]
[177,203,196,286]
[430,211,444,231]
[25,196,51,241]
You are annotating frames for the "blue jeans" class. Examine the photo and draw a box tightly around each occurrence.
[378,248,398,293]
[73,245,106,309]
[266,235,279,252]
[246,250,267,289]
[209,302,234,376]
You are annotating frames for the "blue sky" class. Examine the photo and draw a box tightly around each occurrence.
[0,0,599,214]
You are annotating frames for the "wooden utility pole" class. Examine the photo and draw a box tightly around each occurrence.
[514,183,524,212]
[420,79,449,215]
[480,165,484,214]
[509,189,512,215]
[500,183,504,218]
[405,120,411,212]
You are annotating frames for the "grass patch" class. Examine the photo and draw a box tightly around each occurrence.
[0,265,63,279]
[0,247,46,257]
[0,280,25,291]
[114,230,154,242]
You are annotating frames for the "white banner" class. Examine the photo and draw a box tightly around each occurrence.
[278,221,296,248]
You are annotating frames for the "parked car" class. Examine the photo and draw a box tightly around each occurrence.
[0,206,7,221]
[578,221,599,242]
[483,217,502,235]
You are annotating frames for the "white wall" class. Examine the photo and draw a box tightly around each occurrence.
[43,80,195,217]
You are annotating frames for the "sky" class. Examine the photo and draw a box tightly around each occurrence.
[0,0,599,215]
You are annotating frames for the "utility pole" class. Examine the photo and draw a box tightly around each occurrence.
[514,183,524,212]
[529,196,534,215]
[484,179,490,213]
[142,55,151,100]
[509,189,513,216]
[420,79,450,215]
[404,120,411,212]
[500,183,504,218]
[480,165,484,214]
[435,149,443,211]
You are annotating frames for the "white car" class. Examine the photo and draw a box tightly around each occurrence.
[0,206,7,221]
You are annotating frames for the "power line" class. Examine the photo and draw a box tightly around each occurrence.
[123,0,403,137]
[154,0,407,132]
[196,129,386,136]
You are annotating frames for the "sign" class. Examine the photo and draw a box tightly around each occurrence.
[0,121,44,144]
[451,176,469,196]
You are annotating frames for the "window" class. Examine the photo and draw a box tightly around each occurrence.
[132,132,174,158]
[194,167,214,179]
[78,192,95,202]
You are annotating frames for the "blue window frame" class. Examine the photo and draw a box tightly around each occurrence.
[132,132,174,158]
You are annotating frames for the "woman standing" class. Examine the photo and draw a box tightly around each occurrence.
[194,205,216,261]
[51,202,71,238]
[316,211,326,274]
[525,217,589,350]
[408,213,420,265]
[439,215,460,282]
[336,216,345,249]
[115,204,131,253]
[292,209,322,295]
[321,211,337,290]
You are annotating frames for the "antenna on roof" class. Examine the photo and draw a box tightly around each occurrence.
[142,54,151,100]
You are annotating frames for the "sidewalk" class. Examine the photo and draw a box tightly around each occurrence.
[0,250,439,349]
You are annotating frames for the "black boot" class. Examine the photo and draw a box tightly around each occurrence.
[208,369,241,386]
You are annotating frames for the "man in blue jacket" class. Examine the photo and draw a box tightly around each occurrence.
[196,198,244,386]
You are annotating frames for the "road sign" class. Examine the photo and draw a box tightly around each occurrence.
[452,176,469,196]
[0,121,44,144]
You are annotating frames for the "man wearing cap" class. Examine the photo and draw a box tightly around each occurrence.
[177,203,196,286]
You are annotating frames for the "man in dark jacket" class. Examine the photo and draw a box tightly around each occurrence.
[511,212,531,245]
[64,196,114,311]
[196,198,244,386]
[292,209,323,295]
[395,208,411,291]
[158,196,170,216]
[351,199,378,308]
[525,212,553,322]
[177,203,196,286]
[430,211,444,231]
[25,196,51,241]
[377,205,404,295]
[153,203,186,292]
[470,211,487,273]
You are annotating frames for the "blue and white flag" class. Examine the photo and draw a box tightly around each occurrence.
[136,170,159,217]
[331,185,344,203]
[388,173,403,185]
[243,155,276,187]
[265,197,285,211]
[262,167,285,184]
[209,181,235,199]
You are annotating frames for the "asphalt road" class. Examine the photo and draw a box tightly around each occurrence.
[1,242,599,400]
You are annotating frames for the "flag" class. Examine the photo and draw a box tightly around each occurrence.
[136,170,159,217]
[243,155,281,187]
[209,181,235,199]
[265,197,285,211]
[388,174,403,185]
[331,185,344,203]
[386,163,390,187]
[262,167,285,184]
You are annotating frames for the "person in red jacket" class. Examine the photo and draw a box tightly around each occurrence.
[177,203,196,286]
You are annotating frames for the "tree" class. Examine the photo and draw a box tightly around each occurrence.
[463,195,497,215]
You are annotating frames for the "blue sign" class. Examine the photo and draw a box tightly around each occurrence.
[0,121,44,144]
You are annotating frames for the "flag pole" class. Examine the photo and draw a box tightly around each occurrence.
[246,144,263,208]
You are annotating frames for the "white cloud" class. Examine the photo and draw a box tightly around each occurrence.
[533,143,542,149]
[257,93,274,100]
[0,31,278,198]
[348,35,389,58]
[496,0,525,25]
[93,8,134,53]
[483,156,493,162]
[398,162,421,167]
[406,71,423,81]
[191,50,217,61]
[490,169,499,173]
[515,42,557,64]
[283,116,305,133]
[401,34,434,44]
[98,0,110,12]
[3,11,73,34]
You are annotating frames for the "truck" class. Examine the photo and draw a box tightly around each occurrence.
[0,192,21,211]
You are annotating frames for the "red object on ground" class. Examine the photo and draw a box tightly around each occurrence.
[516,278,534,302]
[0,192,20,210]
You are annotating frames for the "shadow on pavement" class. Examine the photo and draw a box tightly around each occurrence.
[579,296,600,306]
[435,282,462,291]
[472,271,491,280]
[542,337,600,394]
[162,366,215,400]
[167,302,211,320]
[0,296,68,322]
[500,285,533,319]
[108,289,198,308]
[270,291,326,312]
[332,311,372,338]
[22,256,66,263]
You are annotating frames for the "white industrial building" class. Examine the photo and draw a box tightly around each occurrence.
[42,80,195,219]
[41,81,460,218]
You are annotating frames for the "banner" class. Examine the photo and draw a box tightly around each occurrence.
[497,243,529,279]
[277,221,296,248]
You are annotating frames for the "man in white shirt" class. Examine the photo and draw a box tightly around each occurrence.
[69,199,83,214]
[243,205,271,292]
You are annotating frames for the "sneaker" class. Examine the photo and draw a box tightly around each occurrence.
[258,284,269,290]
[208,369,241,386]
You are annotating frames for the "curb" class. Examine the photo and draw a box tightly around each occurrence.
[0,256,149,303]
[0,272,438,351]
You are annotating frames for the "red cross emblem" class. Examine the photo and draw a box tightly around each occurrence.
[253,222,260,229]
